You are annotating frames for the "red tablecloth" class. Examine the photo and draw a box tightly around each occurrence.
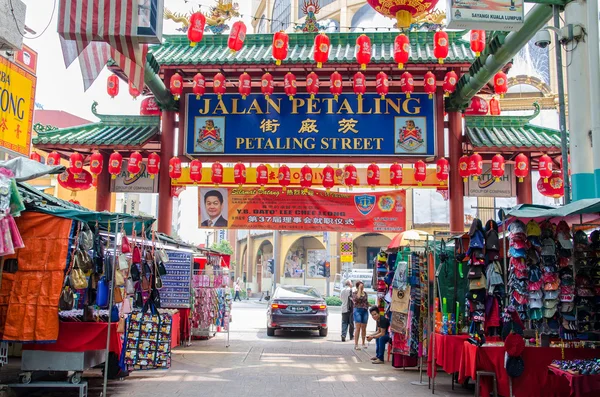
[171,311,180,347]
[22,322,122,355]
[427,333,470,377]
[459,342,600,397]
[179,308,191,343]
[548,366,600,397]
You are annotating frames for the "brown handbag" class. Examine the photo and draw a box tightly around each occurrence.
[114,286,123,303]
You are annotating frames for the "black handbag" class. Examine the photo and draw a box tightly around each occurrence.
[104,255,113,281]
[150,288,161,308]
[134,291,144,309]
[157,261,167,276]
[59,277,74,311]
[130,263,141,282]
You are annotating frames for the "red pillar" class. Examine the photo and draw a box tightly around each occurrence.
[95,151,112,212]
[517,155,533,204]
[158,85,175,234]
[448,111,464,233]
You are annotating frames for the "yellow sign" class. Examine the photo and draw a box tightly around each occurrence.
[340,236,353,263]
[0,56,37,156]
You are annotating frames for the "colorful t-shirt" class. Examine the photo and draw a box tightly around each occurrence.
[352,291,369,309]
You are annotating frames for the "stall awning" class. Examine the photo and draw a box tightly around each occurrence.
[503,200,600,225]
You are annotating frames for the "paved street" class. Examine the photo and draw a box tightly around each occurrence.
[11,301,471,397]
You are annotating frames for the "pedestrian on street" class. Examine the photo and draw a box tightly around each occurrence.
[352,281,369,350]
[367,306,390,364]
[340,280,354,342]
[234,278,242,302]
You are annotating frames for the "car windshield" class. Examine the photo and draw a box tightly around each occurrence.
[275,285,321,299]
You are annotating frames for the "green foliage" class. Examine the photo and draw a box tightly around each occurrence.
[368,297,376,306]
[210,240,233,255]
[325,296,342,306]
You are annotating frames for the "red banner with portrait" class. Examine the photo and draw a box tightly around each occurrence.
[197,187,407,232]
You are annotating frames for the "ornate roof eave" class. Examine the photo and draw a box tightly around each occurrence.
[90,101,160,127]
[465,102,541,128]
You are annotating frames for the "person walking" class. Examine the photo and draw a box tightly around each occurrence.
[233,278,242,302]
[367,306,391,364]
[352,281,369,350]
[340,280,354,342]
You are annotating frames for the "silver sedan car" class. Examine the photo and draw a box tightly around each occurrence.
[267,285,328,337]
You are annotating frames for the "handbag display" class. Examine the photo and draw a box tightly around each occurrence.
[79,223,94,251]
[134,291,144,309]
[125,278,136,295]
[121,234,131,254]
[391,287,411,314]
[156,261,167,276]
[114,269,125,286]
[97,276,109,307]
[71,267,88,289]
[150,288,161,308]
[114,285,124,304]
[74,249,93,273]
[59,281,74,311]
[118,254,129,270]
[130,263,141,282]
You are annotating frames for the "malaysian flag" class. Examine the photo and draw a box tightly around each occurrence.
[57,0,147,92]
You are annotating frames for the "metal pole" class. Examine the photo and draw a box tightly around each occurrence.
[103,215,119,397]
[273,231,280,292]
[554,5,571,203]
[325,232,331,297]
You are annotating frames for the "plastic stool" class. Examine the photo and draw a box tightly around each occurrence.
[475,371,498,397]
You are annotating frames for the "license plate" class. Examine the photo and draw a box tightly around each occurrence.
[289,306,307,313]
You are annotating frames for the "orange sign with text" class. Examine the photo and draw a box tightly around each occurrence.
[197,187,407,232]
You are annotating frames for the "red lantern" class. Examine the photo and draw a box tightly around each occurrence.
[140,97,160,116]
[353,72,366,99]
[314,33,330,68]
[107,74,119,98]
[188,12,206,47]
[436,157,449,185]
[29,152,41,163]
[414,160,427,186]
[400,72,414,98]
[228,21,246,52]
[189,159,203,183]
[491,154,505,181]
[376,72,389,99]
[489,97,501,115]
[69,152,84,176]
[365,0,438,29]
[367,163,380,189]
[300,165,313,192]
[443,71,458,97]
[470,30,486,57]
[424,71,436,99]
[213,73,226,99]
[433,31,449,64]
[256,164,269,187]
[278,165,291,191]
[47,151,61,166]
[238,73,252,99]
[394,34,410,69]
[322,165,335,191]
[459,155,470,182]
[147,152,160,179]
[344,164,358,190]
[465,96,489,115]
[356,34,372,70]
[390,163,403,188]
[127,151,143,177]
[58,169,93,196]
[193,73,206,99]
[537,170,564,198]
[494,71,508,98]
[211,162,223,186]
[169,157,182,180]
[330,71,343,99]
[261,73,274,99]
[538,153,553,182]
[306,72,319,99]
[108,151,123,180]
[272,31,289,65]
[170,73,183,100]
[128,81,140,100]
[468,153,483,180]
[234,162,246,186]
[515,153,530,183]
[284,72,297,100]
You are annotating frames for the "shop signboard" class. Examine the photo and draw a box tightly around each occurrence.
[160,250,193,308]
[446,0,525,30]
[198,187,407,232]
[465,163,516,198]
[0,55,36,156]
[14,45,38,76]
[110,160,159,193]
[340,235,353,263]
[185,93,436,160]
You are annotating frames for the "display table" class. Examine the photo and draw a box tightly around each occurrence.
[23,322,121,355]
[548,366,600,397]
[427,333,470,377]
[458,342,600,397]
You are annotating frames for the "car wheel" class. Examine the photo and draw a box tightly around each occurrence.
[319,328,328,337]
[267,327,275,337]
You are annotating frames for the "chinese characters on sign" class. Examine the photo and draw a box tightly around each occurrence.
[185,93,436,158]
[198,187,407,232]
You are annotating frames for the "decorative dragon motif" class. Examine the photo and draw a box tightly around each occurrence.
[294,0,328,33]
[164,0,240,35]
[407,9,446,31]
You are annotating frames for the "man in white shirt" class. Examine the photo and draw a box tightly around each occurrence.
[340,280,354,342]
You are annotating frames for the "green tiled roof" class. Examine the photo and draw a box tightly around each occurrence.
[149,31,474,66]
[32,102,160,149]
[18,182,86,211]
[464,103,564,150]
